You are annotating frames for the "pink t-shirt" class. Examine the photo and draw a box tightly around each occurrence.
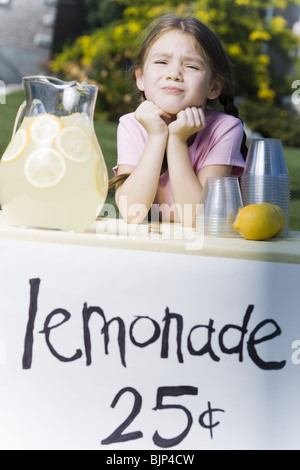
[114,108,245,208]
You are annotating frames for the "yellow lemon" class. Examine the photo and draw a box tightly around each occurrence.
[1,129,28,163]
[233,203,282,240]
[24,148,67,189]
[30,114,62,145]
[56,126,92,163]
[261,203,286,236]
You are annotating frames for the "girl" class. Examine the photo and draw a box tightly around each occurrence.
[110,14,247,226]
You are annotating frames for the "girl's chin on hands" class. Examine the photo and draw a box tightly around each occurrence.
[168,107,206,140]
[134,101,171,136]
[135,101,172,123]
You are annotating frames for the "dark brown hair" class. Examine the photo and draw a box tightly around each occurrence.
[109,14,247,190]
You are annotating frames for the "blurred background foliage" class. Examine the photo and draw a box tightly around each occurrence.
[50,0,300,146]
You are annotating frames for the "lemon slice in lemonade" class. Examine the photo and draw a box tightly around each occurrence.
[25,148,67,189]
[30,114,62,145]
[56,126,92,163]
[1,129,28,163]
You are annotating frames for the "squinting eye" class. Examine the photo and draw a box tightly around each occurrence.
[155,60,167,65]
[186,65,199,70]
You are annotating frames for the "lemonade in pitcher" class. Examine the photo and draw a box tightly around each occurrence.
[0,76,108,232]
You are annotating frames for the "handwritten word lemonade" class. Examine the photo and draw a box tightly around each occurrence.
[0,112,108,232]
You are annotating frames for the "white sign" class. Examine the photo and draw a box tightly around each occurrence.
[0,238,299,450]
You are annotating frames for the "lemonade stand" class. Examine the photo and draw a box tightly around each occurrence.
[0,78,299,451]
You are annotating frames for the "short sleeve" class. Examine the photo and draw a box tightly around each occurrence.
[114,113,148,173]
[193,113,245,176]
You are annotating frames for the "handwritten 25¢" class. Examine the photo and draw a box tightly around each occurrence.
[102,386,225,448]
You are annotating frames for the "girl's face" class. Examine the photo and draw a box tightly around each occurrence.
[136,30,221,115]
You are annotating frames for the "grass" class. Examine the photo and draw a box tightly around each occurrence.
[94,117,118,214]
[1,91,300,230]
[284,146,300,230]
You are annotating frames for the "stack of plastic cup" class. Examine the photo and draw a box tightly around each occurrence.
[198,176,243,237]
[240,138,290,235]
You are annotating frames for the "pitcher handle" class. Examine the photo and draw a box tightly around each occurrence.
[12,101,26,137]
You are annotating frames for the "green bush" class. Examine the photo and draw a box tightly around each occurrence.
[240,99,300,148]
[50,0,300,122]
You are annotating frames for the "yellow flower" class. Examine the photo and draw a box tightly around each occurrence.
[194,10,211,25]
[258,87,275,103]
[249,30,271,42]
[176,3,191,16]
[127,21,142,35]
[124,7,139,17]
[114,25,124,40]
[270,16,287,32]
[258,55,270,65]
[228,43,243,57]
[147,6,170,19]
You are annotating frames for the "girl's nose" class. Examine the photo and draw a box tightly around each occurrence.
[166,65,183,81]
[167,72,182,81]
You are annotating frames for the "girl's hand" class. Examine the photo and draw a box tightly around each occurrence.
[134,100,170,137]
[168,107,205,141]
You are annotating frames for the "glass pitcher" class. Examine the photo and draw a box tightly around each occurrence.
[0,76,108,232]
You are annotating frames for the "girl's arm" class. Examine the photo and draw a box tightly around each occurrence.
[116,101,169,224]
[167,107,232,226]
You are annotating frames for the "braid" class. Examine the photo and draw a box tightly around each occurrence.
[219,93,248,161]
[108,151,168,191]
[108,172,129,190]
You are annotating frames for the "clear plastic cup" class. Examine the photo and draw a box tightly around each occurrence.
[240,139,290,235]
[243,138,289,176]
[240,175,290,234]
[200,177,243,237]
[240,175,290,202]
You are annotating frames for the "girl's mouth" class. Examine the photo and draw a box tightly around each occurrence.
[162,87,184,94]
